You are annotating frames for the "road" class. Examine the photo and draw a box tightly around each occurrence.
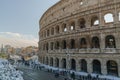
[18,66,66,80]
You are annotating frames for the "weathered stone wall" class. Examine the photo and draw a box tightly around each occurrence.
[39,0,120,77]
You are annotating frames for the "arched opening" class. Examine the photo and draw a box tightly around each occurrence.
[81,59,87,72]
[56,25,60,34]
[93,60,101,74]
[71,59,76,70]
[46,43,49,51]
[91,16,99,26]
[107,60,118,76]
[105,35,116,48]
[46,57,48,65]
[61,58,66,69]
[91,37,100,48]
[62,23,67,32]
[43,57,45,64]
[119,12,120,21]
[50,58,53,66]
[47,29,49,36]
[55,41,59,49]
[50,42,54,50]
[51,28,54,35]
[70,22,75,30]
[55,58,59,67]
[70,39,75,49]
[62,40,66,49]
[104,13,114,23]
[80,38,87,48]
[79,18,86,28]
[44,31,46,37]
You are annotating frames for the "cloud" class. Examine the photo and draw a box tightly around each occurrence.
[0,32,38,47]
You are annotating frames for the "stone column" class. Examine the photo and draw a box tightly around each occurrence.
[86,35,91,48]
[76,59,80,72]
[66,55,70,70]
[100,33,105,49]
[115,33,120,49]
[59,58,62,68]
[113,0,119,24]
[87,59,93,73]
[101,59,107,75]
[99,11,104,27]
[86,16,91,28]
[118,61,120,77]
[75,19,79,30]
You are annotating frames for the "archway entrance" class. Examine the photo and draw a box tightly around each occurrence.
[61,58,66,69]
[81,59,87,72]
[93,60,101,74]
[71,59,76,70]
[107,60,118,76]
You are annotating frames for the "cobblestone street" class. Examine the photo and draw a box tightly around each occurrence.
[18,66,65,80]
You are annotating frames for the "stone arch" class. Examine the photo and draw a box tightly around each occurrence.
[70,21,75,30]
[105,35,116,48]
[47,29,50,36]
[62,40,67,49]
[50,42,54,50]
[80,59,87,72]
[55,58,59,67]
[61,58,66,69]
[91,36,100,48]
[46,42,49,51]
[78,18,86,28]
[70,39,75,49]
[92,59,101,74]
[55,25,60,34]
[119,12,120,21]
[104,13,114,23]
[46,57,49,65]
[80,38,87,48]
[70,59,76,70]
[62,23,67,32]
[91,15,99,26]
[107,60,118,76]
[55,41,60,49]
[51,27,54,35]
[50,57,53,66]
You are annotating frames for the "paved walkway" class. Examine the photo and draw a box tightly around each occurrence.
[18,66,66,80]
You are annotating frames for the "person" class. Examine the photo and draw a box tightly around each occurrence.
[71,72,75,80]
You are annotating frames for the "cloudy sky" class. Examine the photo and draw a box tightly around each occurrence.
[0,0,59,47]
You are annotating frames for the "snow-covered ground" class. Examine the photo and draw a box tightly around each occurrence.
[0,59,24,80]
[41,64,120,80]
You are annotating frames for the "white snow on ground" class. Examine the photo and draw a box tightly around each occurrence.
[41,64,120,80]
[0,59,24,80]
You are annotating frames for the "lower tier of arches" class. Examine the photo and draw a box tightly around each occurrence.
[39,53,120,77]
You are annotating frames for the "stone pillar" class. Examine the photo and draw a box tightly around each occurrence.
[66,56,70,70]
[87,59,93,73]
[76,59,80,72]
[115,33,120,49]
[101,59,107,75]
[59,58,62,68]
[86,16,91,28]
[66,22,70,32]
[100,33,105,49]
[86,36,91,48]
[75,19,79,30]
[118,61,120,77]
[99,11,104,27]
[113,0,119,24]
[75,38,79,49]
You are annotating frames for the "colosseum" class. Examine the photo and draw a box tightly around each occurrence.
[39,0,120,77]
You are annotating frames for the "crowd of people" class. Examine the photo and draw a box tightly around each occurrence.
[13,59,114,80]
